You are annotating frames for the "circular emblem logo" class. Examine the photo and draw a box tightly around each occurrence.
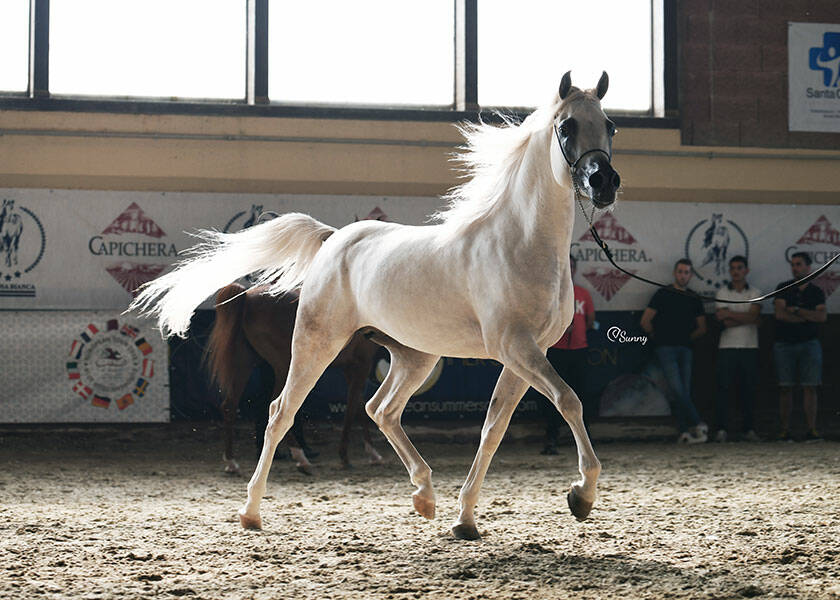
[685,214,748,289]
[65,319,156,410]
[0,199,46,282]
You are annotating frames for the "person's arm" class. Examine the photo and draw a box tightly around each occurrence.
[690,315,707,340]
[640,307,656,334]
[795,304,827,323]
[775,298,806,323]
[718,304,760,327]
[585,292,595,330]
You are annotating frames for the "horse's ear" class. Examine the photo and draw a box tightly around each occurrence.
[558,71,572,100]
[596,71,609,99]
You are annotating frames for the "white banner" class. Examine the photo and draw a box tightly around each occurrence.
[788,22,840,132]
[0,312,169,423]
[571,202,840,312]
[1,189,839,312]
[0,189,441,310]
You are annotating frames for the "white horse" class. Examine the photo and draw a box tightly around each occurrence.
[131,71,620,540]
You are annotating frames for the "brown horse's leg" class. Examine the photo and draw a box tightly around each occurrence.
[339,362,368,468]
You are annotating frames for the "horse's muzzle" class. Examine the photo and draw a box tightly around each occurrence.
[579,158,620,208]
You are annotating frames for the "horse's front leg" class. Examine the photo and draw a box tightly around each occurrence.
[453,367,529,540]
[499,336,601,521]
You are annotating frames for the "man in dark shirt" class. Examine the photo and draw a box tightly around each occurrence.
[641,259,708,443]
[773,252,826,442]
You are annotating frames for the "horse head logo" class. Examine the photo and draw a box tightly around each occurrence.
[0,199,24,269]
[700,213,730,276]
[242,205,264,230]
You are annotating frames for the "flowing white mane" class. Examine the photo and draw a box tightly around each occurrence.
[432,95,563,231]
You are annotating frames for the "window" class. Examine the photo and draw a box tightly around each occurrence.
[478,0,659,113]
[0,0,30,93]
[4,0,670,118]
[49,0,247,99]
[268,0,454,106]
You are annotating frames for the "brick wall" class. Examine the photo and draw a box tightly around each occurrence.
[680,0,840,148]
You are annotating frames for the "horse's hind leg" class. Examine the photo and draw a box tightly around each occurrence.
[365,343,439,519]
[238,322,353,530]
[499,335,601,521]
[453,367,529,540]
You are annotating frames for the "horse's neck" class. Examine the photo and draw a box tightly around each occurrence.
[493,130,575,260]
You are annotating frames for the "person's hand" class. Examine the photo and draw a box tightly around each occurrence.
[716,308,730,320]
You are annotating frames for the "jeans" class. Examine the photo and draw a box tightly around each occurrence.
[773,339,822,386]
[715,348,758,433]
[655,345,701,433]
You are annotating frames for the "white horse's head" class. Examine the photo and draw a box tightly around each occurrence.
[549,71,620,209]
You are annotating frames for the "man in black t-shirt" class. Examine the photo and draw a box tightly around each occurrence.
[773,252,826,442]
[641,259,708,443]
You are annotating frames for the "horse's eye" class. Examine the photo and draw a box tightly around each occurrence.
[559,118,575,137]
[607,121,617,137]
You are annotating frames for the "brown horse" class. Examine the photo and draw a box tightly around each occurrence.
[205,283,382,474]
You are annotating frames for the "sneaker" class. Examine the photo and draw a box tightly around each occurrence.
[678,431,705,444]
[715,430,728,443]
[777,430,794,443]
[741,430,761,443]
[692,423,709,443]
[803,429,824,443]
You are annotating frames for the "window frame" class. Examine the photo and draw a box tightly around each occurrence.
[0,0,678,128]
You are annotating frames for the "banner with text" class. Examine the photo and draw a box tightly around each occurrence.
[1,189,839,312]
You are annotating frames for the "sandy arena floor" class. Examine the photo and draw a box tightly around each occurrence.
[1,425,839,600]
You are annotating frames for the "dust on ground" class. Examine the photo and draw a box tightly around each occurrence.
[1,425,839,599]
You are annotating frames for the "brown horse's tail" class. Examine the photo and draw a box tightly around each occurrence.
[205,283,251,398]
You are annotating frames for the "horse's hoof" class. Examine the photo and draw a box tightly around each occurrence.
[238,510,262,531]
[452,523,481,541]
[567,488,593,521]
[412,492,436,520]
[224,466,241,476]
[296,463,314,476]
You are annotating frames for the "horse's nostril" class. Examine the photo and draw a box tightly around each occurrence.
[588,172,604,190]
[612,172,621,189]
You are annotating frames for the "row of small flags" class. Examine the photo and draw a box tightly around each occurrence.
[70,377,150,409]
[66,320,154,410]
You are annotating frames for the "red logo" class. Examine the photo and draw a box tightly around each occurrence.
[579,213,637,245]
[812,270,840,299]
[582,267,633,301]
[355,206,388,222]
[575,214,646,301]
[797,215,840,247]
[102,203,166,238]
[106,263,167,296]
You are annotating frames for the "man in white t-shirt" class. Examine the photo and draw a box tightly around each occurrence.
[714,255,762,442]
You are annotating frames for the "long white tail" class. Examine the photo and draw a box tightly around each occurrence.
[128,213,336,338]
